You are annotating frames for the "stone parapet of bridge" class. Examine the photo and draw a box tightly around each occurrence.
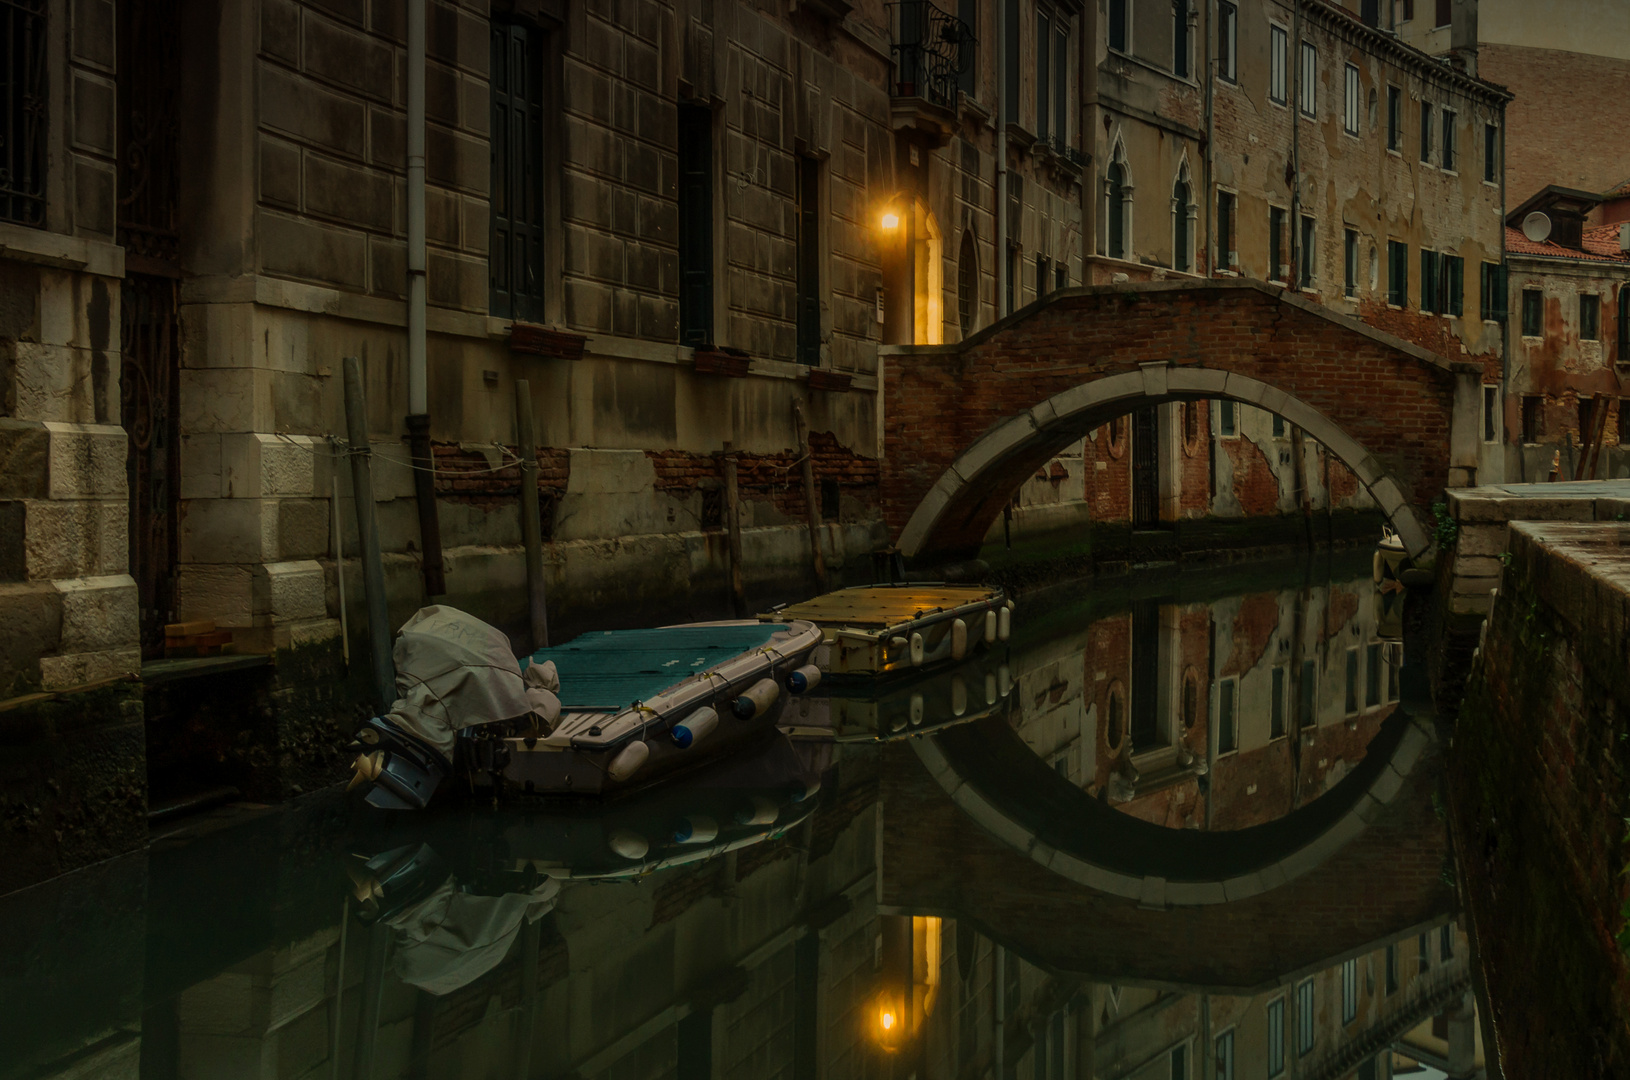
[879,280,1485,565]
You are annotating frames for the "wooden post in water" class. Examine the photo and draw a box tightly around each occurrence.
[515,380,549,651]
[342,357,396,713]
[723,442,746,617]
[792,399,828,590]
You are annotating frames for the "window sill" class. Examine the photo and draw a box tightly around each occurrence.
[1386,147,1402,157]
[0,221,124,278]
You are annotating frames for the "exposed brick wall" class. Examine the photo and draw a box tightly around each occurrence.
[646,431,881,521]
[882,284,1465,555]
[1225,435,1284,517]
[1479,44,1630,204]
[429,442,570,509]
[1452,524,1630,1076]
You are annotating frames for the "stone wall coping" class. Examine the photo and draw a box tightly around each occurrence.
[878,278,1482,377]
[0,221,124,279]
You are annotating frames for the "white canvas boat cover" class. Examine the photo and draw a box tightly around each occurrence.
[387,877,561,995]
[386,606,558,759]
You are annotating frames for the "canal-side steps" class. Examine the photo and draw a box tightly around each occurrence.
[1431,479,1630,716]
[347,606,823,809]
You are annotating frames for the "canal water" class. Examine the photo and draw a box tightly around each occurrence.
[0,553,1472,1080]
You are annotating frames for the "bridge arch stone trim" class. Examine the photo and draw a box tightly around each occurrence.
[896,364,1435,562]
[910,715,1436,907]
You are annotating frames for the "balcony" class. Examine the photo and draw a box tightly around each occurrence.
[887,0,973,145]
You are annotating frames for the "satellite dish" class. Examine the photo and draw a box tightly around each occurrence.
[1523,211,1553,243]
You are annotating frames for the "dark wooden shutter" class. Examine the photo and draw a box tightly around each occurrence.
[490,22,547,322]
[677,104,715,346]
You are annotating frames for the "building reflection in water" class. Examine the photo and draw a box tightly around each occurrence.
[0,559,1482,1080]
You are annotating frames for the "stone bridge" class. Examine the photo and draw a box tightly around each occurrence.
[879,280,1485,563]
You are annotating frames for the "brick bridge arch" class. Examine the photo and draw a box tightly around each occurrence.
[880,280,1483,563]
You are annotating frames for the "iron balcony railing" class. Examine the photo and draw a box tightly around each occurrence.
[888,0,974,110]
[0,0,48,227]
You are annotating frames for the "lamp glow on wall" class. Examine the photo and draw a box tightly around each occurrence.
[869,916,943,1053]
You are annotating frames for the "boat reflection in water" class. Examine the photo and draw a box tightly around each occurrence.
[0,555,1482,1080]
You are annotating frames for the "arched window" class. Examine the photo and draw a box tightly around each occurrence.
[1107,162,1127,259]
[957,231,978,336]
[1173,176,1193,271]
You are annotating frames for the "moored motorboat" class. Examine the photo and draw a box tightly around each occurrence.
[760,583,1012,677]
[779,647,1016,743]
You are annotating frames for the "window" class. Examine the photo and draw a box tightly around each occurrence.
[1620,287,1630,362]
[1343,65,1360,134]
[1218,677,1238,753]
[1341,958,1358,1024]
[1299,215,1315,288]
[1109,0,1128,52]
[1296,981,1315,1056]
[490,21,550,322]
[1442,254,1464,316]
[1480,261,1507,321]
[0,0,46,226]
[1360,0,1380,26]
[1005,0,1020,121]
[1344,229,1358,297]
[1218,190,1236,269]
[1435,0,1451,26]
[677,104,716,345]
[1055,263,1068,291]
[1267,999,1286,1077]
[1387,647,1400,700]
[1269,25,1288,105]
[1218,399,1237,436]
[796,156,822,364]
[1173,177,1193,271]
[1272,413,1286,437]
[1217,2,1237,82]
[1388,240,1408,306]
[1386,86,1402,151]
[1366,642,1382,706]
[1106,163,1128,260]
[1403,0,1415,19]
[1299,658,1317,725]
[1272,665,1287,738]
[1582,294,1601,340]
[1006,243,1018,313]
[1169,1043,1187,1080]
[1580,397,1596,444]
[1345,648,1359,714]
[1484,385,1499,443]
[1421,249,1438,314]
[1420,101,1433,163]
[1386,943,1399,994]
[1035,9,1070,145]
[1442,109,1458,171]
[1270,207,1287,282]
[1418,931,1430,968]
[1299,42,1317,117]
[1215,1030,1235,1080]
[1521,395,1541,444]
[957,231,978,336]
[1174,0,1190,78]
[1440,924,1455,960]
[1521,288,1544,336]
[1484,123,1498,182]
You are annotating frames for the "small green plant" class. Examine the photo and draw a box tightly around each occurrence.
[1499,551,1514,568]
[1431,499,1459,548]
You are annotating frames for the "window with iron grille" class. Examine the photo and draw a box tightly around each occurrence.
[490,22,550,322]
[0,0,48,227]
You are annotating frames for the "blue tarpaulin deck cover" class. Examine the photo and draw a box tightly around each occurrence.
[523,624,788,712]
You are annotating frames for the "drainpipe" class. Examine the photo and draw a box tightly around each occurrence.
[1203,0,1215,276]
[1289,2,1302,287]
[996,0,1009,318]
[405,0,445,597]
[993,944,1007,1080]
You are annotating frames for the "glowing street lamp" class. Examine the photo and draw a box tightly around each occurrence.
[880,209,901,231]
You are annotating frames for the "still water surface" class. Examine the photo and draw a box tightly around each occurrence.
[1,554,1471,1080]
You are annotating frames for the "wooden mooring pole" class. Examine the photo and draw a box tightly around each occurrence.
[515,380,549,652]
[792,399,828,590]
[723,442,746,617]
[342,356,396,713]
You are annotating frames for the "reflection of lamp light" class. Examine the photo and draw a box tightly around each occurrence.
[880,1010,896,1030]
[880,211,901,230]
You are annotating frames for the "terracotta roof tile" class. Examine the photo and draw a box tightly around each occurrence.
[1505,224,1630,263]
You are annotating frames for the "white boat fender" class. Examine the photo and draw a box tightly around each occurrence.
[734,796,780,825]
[909,693,925,726]
[672,706,718,748]
[951,675,967,716]
[608,740,650,782]
[997,605,1012,642]
[998,664,1011,697]
[889,713,908,733]
[673,815,719,844]
[985,609,998,644]
[733,678,781,719]
[786,664,822,694]
[985,672,998,705]
[909,632,924,666]
[790,777,822,802]
[608,829,649,860]
[951,618,968,661]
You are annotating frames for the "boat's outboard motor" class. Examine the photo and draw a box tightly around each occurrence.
[349,716,450,810]
[347,842,449,923]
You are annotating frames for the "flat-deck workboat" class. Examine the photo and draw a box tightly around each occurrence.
[760,583,1012,677]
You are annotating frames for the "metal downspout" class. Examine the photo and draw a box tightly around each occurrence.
[405,0,445,597]
[996,0,1009,318]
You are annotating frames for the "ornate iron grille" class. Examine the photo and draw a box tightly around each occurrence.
[121,273,179,656]
[888,1,974,109]
[0,0,47,226]
[117,0,181,267]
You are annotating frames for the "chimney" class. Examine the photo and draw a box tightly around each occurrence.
[1619,223,1630,254]
[1450,0,1480,78]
